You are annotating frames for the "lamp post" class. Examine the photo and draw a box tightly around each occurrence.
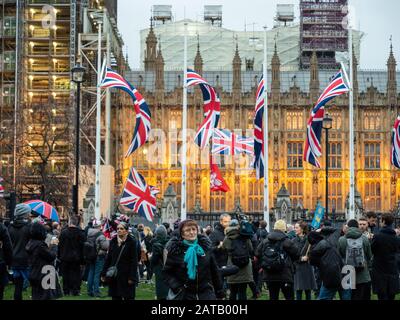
[323,112,333,221]
[71,62,86,216]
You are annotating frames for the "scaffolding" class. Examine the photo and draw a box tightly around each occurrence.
[300,0,349,69]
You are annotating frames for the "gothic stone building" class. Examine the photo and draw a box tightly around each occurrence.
[124,26,400,217]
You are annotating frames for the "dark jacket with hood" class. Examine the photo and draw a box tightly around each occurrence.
[209,223,228,268]
[8,218,31,268]
[150,233,169,299]
[0,223,12,267]
[25,223,57,287]
[256,230,299,283]
[371,225,400,296]
[163,234,223,300]
[58,226,86,263]
[338,227,372,284]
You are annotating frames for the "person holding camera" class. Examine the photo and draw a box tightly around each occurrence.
[101,222,138,300]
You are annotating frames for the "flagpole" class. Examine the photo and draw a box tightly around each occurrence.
[181,22,188,221]
[95,20,103,220]
[348,14,355,220]
[263,26,270,231]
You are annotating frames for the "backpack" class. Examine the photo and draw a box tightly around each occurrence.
[320,244,344,289]
[230,238,250,268]
[83,232,101,263]
[261,239,287,273]
[239,220,255,238]
[345,237,365,271]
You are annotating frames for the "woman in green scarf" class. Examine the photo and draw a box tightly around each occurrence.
[163,220,224,300]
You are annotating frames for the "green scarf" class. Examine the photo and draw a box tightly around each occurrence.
[183,239,205,280]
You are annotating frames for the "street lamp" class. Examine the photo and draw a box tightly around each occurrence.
[71,61,86,216]
[323,112,333,221]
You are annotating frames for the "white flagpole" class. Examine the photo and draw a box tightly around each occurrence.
[181,22,188,221]
[263,26,270,231]
[95,21,103,220]
[348,14,355,220]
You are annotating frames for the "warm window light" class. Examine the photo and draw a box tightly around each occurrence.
[52,93,57,98]
[28,143,33,147]
[143,148,148,155]
[28,160,33,165]
[52,126,57,132]
[52,76,57,81]
[52,59,58,63]
[29,58,34,64]
[53,42,58,47]
[29,42,35,47]
[29,108,34,113]
[29,25,35,31]
[29,75,34,81]
[52,109,57,115]
[28,92,34,98]
[52,25,58,31]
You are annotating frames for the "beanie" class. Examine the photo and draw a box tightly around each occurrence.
[155,225,167,238]
[14,204,32,219]
[274,220,287,232]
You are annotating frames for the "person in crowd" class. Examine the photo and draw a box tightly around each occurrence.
[256,220,269,243]
[58,215,86,296]
[366,212,379,235]
[101,222,138,300]
[0,220,12,300]
[209,214,231,269]
[84,216,94,237]
[162,222,172,237]
[204,225,213,237]
[222,219,254,300]
[143,226,153,281]
[256,220,299,300]
[308,224,351,300]
[338,219,372,300]
[52,222,61,238]
[8,204,33,300]
[287,224,296,239]
[150,225,169,300]
[293,220,316,300]
[371,213,400,300]
[26,222,59,300]
[358,217,373,240]
[163,219,223,300]
[86,219,109,298]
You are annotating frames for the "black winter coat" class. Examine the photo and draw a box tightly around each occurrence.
[0,223,13,266]
[58,226,86,263]
[209,223,228,268]
[102,235,138,298]
[163,234,223,300]
[8,219,31,268]
[256,230,299,283]
[371,226,400,296]
[25,239,57,285]
[150,235,169,299]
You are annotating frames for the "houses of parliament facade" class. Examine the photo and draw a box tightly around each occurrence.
[124,25,400,217]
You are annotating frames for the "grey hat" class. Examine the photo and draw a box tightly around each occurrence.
[229,219,239,227]
[155,225,167,238]
[14,204,32,219]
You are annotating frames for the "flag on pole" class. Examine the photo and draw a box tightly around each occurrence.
[303,70,349,168]
[254,76,265,180]
[211,129,254,156]
[210,156,230,193]
[120,167,158,222]
[392,115,400,169]
[101,68,151,157]
[187,69,220,148]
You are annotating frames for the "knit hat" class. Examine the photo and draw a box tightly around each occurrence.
[14,204,32,219]
[274,220,287,232]
[155,225,167,238]
[229,219,239,227]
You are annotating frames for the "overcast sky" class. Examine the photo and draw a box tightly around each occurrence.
[118,0,399,70]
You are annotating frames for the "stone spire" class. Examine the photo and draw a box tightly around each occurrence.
[144,18,157,71]
[232,41,242,92]
[387,38,397,105]
[155,41,164,91]
[309,51,320,102]
[194,34,203,75]
[271,42,281,104]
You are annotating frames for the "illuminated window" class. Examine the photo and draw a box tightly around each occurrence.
[287,142,303,169]
[330,110,342,130]
[286,110,304,130]
[364,143,380,169]
[169,111,182,130]
[288,181,303,207]
[365,182,381,211]
[329,182,343,211]
[364,110,381,130]
[328,143,342,169]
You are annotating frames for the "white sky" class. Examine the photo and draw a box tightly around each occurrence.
[118,0,400,70]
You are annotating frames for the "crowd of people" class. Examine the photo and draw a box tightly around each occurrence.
[0,204,399,301]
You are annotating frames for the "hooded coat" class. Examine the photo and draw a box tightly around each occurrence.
[209,223,228,268]
[150,232,169,299]
[58,226,86,263]
[338,227,372,284]
[256,230,299,283]
[371,226,400,296]
[222,226,254,284]
[163,234,223,300]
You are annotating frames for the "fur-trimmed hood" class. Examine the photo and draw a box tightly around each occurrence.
[166,234,211,255]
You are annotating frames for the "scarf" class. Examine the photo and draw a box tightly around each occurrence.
[183,239,205,280]
[117,234,127,247]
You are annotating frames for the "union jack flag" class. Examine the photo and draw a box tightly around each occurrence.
[211,129,254,156]
[101,218,113,240]
[187,69,220,148]
[391,115,400,169]
[254,76,265,180]
[303,70,349,168]
[101,68,151,157]
[120,167,158,222]
[0,177,4,197]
